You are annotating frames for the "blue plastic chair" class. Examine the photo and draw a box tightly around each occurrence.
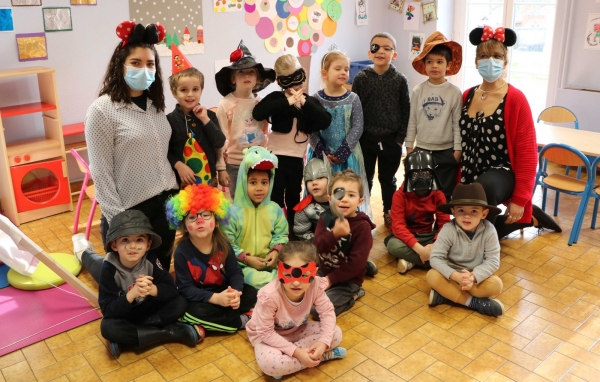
[534,143,594,245]
[587,156,600,232]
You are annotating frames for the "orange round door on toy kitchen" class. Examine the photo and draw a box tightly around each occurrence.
[10,159,71,213]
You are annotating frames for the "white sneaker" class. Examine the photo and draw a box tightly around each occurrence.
[397,259,414,274]
[72,234,93,262]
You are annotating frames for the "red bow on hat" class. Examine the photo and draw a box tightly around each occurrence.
[481,25,505,43]
[230,48,243,63]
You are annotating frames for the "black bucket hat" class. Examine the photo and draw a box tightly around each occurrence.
[215,40,276,96]
[105,210,162,253]
[437,183,502,215]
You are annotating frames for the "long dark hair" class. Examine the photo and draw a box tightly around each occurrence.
[172,218,231,265]
[99,42,166,112]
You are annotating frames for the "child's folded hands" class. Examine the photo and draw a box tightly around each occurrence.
[293,347,320,367]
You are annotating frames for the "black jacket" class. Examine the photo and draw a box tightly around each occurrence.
[167,105,226,184]
[252,91,332,140]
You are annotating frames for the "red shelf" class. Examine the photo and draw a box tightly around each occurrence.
[0,102,56,118]
[62,122,85,137]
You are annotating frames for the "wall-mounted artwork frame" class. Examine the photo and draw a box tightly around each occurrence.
[11,0,42,6]
[16,33,48,61]
[0,8,15,32]
[70,0,97,5]
[43,7,73,32]
[421,1,437,23]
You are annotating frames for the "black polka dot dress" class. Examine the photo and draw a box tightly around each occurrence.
[460,87,511,184]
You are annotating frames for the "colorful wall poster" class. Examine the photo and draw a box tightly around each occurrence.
[12,0,42,5]
[0,8,14,32]
[245,0,343,56]
[584,13,600,50]
[408,32,424,60]
[404,2,420,30]
[70,0,96,4]
[129,0,205,56]
[356,0,368,25]
[43,7,73,32]
[16,33,48,61]
[214,0,243,12]
[389,0,404,13]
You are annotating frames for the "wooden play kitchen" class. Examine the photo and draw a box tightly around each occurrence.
[0,67,74,225]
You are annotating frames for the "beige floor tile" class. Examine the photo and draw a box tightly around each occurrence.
[66,365,100,382]
[33,354,89,382]
[569,362,600,381]
[512,315,552,340]
[294,366,332,381]
[352,305,396,329]
[420,340,471,370]
[82,345,120,376]
[45,334,74,351]
[524,292,569,314]
[386,332,431,359]
[382,298,422,321]
[331,370,368,382]
[318,349,367,379]
[556,342,600,371]
[389,350,435,380]
[411,306,458,330]
[212,354,258,382]
[575,315,600,339]
[179,343,230,371]
[52,335,103,362]
[409,371,442,381]
[448,314,489,339]
[352,339,401,368]
[1,360,37,382]
[171,363,224,382]
[352,322,398,348]
[425,361,478,382]
[0,352,25,370]
[145,349,188,381]
[335,313,365,332]
[522,332,563,360]
[533,307,581,331]
[22,341,57,371]
[354,359,403,381]
[484,372,515,382]
[488,342,542,371]
[504,299,541,322]
[132,370,167,382]
[543,324,595,350]
[454,332,497,359]
[220,334,256,364]
[461,351,506,381]
[533,352,577,381]
[338,329,366,350]
[496,361,549,382]
[416,323,464,349]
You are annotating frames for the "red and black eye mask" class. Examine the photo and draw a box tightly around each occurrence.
[278,261,317,284]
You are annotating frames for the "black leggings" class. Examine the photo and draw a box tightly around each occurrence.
[271,155,304,235]
[473,169,532,239]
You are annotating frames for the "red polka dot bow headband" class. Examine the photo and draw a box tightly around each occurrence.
[116,20,166,47]
[469,25,517,47]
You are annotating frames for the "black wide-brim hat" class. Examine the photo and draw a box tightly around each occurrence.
[437,183,502,216]
[105,210,162,253]
[215,40,276,97]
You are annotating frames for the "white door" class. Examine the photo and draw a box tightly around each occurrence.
[453,0,557,119]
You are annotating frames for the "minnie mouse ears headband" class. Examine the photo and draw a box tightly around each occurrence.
[469,26,517,47]
[116,20,166,47]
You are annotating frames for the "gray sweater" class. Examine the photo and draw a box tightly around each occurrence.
[429,219,500,284]
[405,80,462,151]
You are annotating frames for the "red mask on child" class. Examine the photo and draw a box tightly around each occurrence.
[278,261,317,284]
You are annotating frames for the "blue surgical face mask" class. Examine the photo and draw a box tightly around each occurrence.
[123,65,156,91]
[477,57,504,83]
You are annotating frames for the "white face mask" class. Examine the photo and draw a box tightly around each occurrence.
[477,57,504,82]
[123,65,156,91]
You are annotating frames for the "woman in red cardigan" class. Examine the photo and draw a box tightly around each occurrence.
[459,26,561,239]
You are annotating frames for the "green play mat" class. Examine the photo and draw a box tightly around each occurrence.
[7,253,82,291]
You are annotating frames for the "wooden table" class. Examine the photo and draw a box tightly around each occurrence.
[536,122,600,157]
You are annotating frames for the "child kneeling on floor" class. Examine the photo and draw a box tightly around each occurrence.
[75,210,200,359]
[427,183,505,316]
[246,241,345,379]
[166,184,258,335]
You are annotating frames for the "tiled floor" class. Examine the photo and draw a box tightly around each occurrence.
[2,165,600,382]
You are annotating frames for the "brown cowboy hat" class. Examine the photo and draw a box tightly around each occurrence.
[215,40,276,96]
[437,183,502,215]
[412,31,463,76]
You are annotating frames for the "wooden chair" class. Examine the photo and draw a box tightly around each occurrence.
[70,149,98,240]
[534,143,594,245]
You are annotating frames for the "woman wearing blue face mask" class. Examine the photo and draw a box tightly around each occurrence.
[84,21,178,270]
[458,26,561,239]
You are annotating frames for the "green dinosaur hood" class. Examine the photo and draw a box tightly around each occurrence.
[234,146,279,208]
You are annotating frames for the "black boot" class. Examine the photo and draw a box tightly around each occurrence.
[136,323,199,350]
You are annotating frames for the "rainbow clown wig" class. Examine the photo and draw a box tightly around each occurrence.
[165,184,231,229]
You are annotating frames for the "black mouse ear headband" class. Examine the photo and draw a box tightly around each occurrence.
[116,20,167,48]
[469,26,517,47]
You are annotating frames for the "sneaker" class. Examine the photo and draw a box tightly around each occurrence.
[365,260,378,277]
[108,341,121,359]
[428,290,451,307]
[72,234,93,262]
[469,297,505,317]
[272,376,282,380]
[532,205,562,232]
[322,346,347,361]
[192,324,206,343]
[239,310,253,329]
[383,212,392,229]
[355,288,365,300]
[397,259,414,274]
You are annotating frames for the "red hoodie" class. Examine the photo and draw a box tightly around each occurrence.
[390,184,450,249]
[314,211,376,287]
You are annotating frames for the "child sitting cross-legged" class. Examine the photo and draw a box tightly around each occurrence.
[385,151,450,274]
[246,241,346,379]
[221,146,289,289]
[312,169,376,319]
[72,210,199,359]
[166,184,258,336]
[427,183,505,316]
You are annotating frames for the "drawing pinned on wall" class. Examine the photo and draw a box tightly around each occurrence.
[129,0,205,56]
[584,14,600,50]
[421,1,436,23]
[246,0,342,56]
[11,0,42,6]
[0,8,14,32]
[408,32,424,60]
[389,0,404,13]
[43,7,73,32]
[16,33,48,61]
[356,0,368,25]
[403,2,420,30]
[214,0,243,13]
[70,0,96,4]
